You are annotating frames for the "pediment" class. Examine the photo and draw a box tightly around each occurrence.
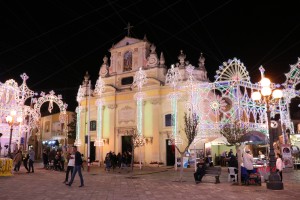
[111,36,143,49]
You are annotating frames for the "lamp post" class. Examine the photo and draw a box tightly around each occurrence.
[5,110,23,158]
[0,133,3,157]
[251,77,284,190]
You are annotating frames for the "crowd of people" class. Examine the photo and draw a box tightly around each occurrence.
[104,151,132,171]
[42,148,66,171]
[194,148,284,185]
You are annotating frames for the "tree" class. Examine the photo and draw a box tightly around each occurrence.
[174,112,199,181]
[220,121,247,185]
[126,129,145,173]
[67,113,77,143]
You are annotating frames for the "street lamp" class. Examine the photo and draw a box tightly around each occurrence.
[251,77,284,190]
[5,110,23,158]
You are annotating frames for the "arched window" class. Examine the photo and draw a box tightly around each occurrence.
[123,51,132,72]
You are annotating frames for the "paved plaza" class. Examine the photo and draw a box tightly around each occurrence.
[1,162,300,200]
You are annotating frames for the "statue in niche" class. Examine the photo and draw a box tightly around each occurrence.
[123,51,132,72]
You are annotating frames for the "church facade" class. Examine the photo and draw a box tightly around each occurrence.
[76,35,210,165]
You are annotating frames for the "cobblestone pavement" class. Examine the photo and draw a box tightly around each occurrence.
[1,162,300,200]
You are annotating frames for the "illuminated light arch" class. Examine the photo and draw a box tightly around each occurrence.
[18,73,36,104]
[34,90,68,124]
[214,58,250,82]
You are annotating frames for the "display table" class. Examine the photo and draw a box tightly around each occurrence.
[0,158,13,176]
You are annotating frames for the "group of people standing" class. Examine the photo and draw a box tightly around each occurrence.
[104,151,132,171]
[42,149,65,171]
[242,149,284,183]
[13,147,35,173]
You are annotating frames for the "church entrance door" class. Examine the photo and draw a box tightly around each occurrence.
[122,136,132,154]
[166,139,175,166]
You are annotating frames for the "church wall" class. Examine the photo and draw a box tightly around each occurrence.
[158,95,173,165]
[77,110,86,155]
[143,100,153,164]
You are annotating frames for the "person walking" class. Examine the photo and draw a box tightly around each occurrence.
[66,146,84,187]
[27,147,35,173]
[63,151,75,184]
[276,153,284,181]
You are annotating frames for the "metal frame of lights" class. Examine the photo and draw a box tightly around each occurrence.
[95,99,104,147]
[251,67,284,190]
[163,58,296,155]
[34,90,68,122]
[132,67,147,138]
[187,59,268,139]
[132,67,147,169]
[74,84,85,147]
[94,75,106,150]
[165,64,182,145]
[165,64,182,170]
[74,106,82,146]
[0,73,39,155]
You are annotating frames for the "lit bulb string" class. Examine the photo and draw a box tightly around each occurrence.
[75,106,81,146]
[96,102,103,142]
[137,98,143,136]
[171,95,178,139]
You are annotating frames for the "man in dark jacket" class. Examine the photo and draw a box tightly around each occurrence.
[194,163,206,184]
[66,146,84,187]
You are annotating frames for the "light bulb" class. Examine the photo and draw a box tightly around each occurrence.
[272,89,283,99]
[6,115,12,123]
[260,78,271,87]
[251,91,261,101]
[10,110,17,116]
[261,87,272,96]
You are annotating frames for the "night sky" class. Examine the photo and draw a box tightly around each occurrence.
[1,0,300,116]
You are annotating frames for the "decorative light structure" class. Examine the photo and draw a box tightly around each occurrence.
[1,73,68,158]
[185,64,200,171]
[251,66,283,190]
[165,64,182,144]
[74,106,82,146]
[74,84,85,147]
[165,64,182,170]
[5,110,23,158]
[132,67,147,137]
[185,64,199,113]
[132,67,147,169]
[0,73,38,154]
[94,75,105,148]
